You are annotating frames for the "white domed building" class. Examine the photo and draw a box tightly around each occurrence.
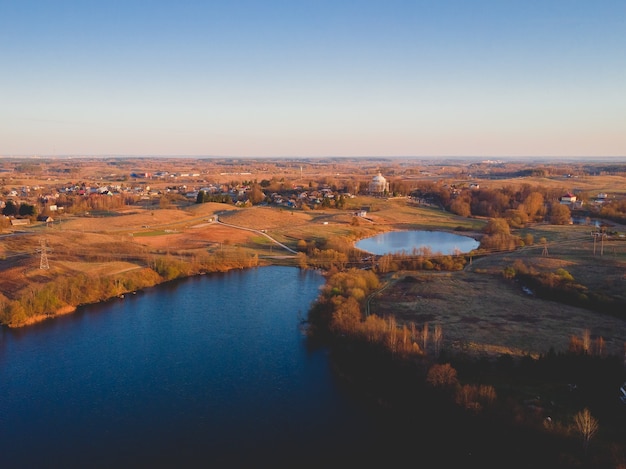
[369,172,389,195]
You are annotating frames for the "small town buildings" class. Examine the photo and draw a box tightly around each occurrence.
[559,193,577,205]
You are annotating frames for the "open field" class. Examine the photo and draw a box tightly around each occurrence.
[372,266,626,358]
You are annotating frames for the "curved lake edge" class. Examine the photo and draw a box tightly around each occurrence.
[354,228,481,256]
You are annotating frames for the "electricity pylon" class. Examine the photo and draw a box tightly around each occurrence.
[37,238,50,270]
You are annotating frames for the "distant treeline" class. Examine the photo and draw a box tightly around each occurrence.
[413,181,626,229]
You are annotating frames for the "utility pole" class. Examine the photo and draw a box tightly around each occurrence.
[592,231,597,255]
[37,238,50,270]
[593,230,607,256]
[600,233,606,256]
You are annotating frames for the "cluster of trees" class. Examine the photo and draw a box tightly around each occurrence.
[502,260,624,317]
[196,190,233,204]
[2,200,37,218]
[375,249,467,273]
[427,363,497,412]
[308,269,446,359]
[599,199,626,225]
[413,182,575,226]
[41,192,138,215]
[296,248,348,270]
[479,218,528,251]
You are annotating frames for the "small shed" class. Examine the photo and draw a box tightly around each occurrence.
[10,218,30,226]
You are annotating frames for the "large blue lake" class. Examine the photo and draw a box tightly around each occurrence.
[1,266,449,468]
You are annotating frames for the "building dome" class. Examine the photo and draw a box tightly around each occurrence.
[369,172,389,194]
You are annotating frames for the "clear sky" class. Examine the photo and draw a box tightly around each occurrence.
[1,0,625,158]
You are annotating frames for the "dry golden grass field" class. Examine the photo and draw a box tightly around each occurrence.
[372,267,626,358]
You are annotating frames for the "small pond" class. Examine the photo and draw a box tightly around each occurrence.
[356,230,479,256]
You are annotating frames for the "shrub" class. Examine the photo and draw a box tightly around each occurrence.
[426,363,458,388]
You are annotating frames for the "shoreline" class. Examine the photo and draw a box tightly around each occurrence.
[7,305,78,328]
[2,262,270,329]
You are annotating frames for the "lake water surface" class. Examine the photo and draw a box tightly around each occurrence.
[0,266,444,468]
[1,265,534,468]
[1,267,339,467]
[356,230,480,255]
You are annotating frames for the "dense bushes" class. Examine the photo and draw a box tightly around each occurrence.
[0,268,162,326]
[375,249,467,272]
[479,218,524,252]
[502,260,624,318]
[308,268,425,358]
[599,199,626,225]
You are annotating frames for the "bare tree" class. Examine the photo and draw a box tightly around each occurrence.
[582,329,591,354]
[387,316,398,353]
[410,323,417,346]
[594,336,605,357]
[573,408,599,454]
[434,324,443,356]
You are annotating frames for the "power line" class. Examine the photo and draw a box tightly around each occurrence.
[36,238,50,270]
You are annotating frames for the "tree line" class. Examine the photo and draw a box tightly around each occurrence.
[412,182,577,226]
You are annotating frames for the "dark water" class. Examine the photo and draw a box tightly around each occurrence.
[356,230,479,255]
[2,266,409,468]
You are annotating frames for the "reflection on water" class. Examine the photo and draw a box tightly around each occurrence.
[0,267,380,468]
[356,230,480,255]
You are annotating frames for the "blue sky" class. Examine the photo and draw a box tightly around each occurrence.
[1,0,625,157]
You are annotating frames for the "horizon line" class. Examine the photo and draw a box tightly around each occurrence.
[2,154,626,160]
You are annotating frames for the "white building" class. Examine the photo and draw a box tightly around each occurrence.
[560,193,577,205]
[369,172,389,195]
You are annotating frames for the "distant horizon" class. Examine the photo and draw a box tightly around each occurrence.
[2,154,625,164]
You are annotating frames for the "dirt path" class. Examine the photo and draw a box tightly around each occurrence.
[216,220,298,254]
